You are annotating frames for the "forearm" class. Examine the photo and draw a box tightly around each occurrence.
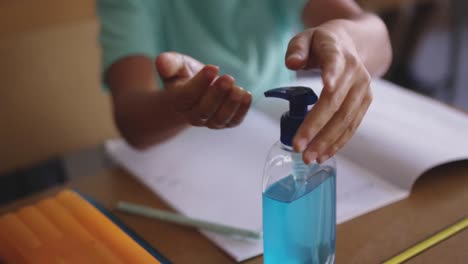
[303,1,392,76]
[107,56,188,149]
[112,89,188,149]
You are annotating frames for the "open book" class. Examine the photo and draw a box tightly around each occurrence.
[106,78,468,262]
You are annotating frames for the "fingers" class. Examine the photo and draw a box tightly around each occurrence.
[311,30,347,87]
[190,75,234,122]
[292,45,372,164]
[205,86,242,129]
[227,92,252,127]
[209,86,250,128]
[174,65,219,112]
[185,76,251,129]
[321,91,372,162]
[285,29,345,78]
[155,52,252,128]
[303,76,371,164]
[292,57,352,153]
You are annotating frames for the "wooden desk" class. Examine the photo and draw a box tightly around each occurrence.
[1,162,467,263]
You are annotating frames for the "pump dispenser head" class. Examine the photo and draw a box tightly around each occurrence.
[264,86,318,146]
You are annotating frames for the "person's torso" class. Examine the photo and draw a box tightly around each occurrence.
[153,0,307,98]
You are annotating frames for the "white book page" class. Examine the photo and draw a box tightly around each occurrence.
[106,110,277,262]
[106,97,406,261]
[331,79,468,190]
[105,77,468,261]
[334,156,408,224]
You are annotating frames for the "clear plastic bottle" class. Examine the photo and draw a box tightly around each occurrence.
[262,87,336,264]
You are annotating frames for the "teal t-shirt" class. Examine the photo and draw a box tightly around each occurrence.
[97,0,307,98]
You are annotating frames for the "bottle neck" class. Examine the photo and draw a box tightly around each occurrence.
[280,143,295,152]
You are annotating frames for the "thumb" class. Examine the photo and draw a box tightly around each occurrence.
[155,52,204,81]
[285,30,320,70]
[310,29,346,87]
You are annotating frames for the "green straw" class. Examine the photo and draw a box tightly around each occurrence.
[117,201,262,240]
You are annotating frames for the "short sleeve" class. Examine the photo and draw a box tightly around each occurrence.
[286,0,309,31]
[97,0,160,86]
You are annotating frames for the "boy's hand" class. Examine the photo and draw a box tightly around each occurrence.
[285,20,373,164]
[156,52,252,129]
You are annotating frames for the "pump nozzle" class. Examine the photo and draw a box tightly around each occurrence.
[264,86,318,146]
[264,86,318,117]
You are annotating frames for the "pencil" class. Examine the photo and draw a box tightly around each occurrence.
[117,201,262,240]
[383,217,468,264]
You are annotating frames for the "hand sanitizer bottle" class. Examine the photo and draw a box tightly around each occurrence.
[262,87,336,264]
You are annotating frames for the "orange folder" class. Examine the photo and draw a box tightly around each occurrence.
[0,190,164,264]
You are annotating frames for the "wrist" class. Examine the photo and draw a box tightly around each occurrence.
[159,88,190,125]
[325,14,391,76]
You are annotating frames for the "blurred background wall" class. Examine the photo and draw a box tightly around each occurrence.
[0,0,117,203]
[359,0,467,109]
